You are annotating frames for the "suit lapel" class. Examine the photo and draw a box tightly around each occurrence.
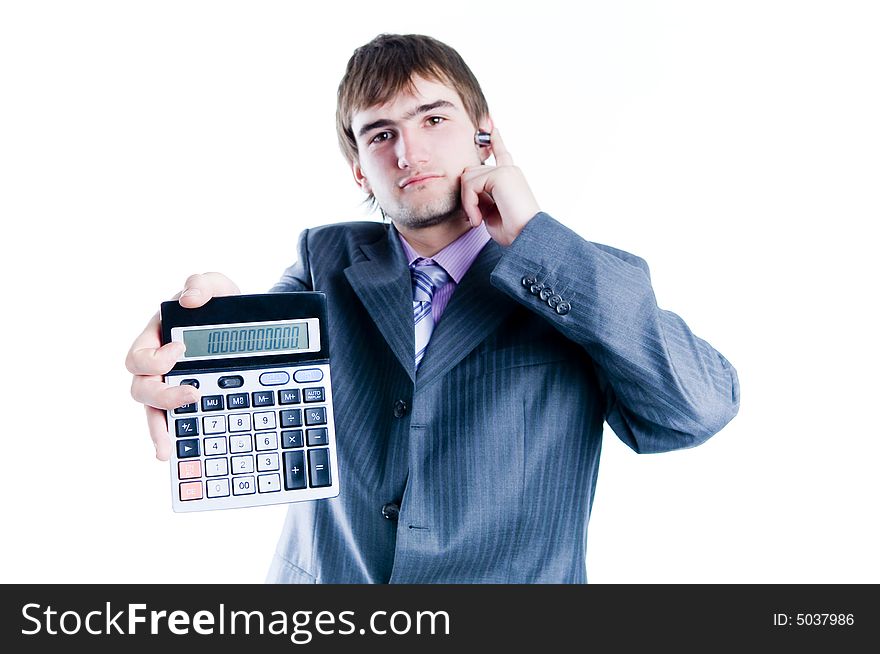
[344,226,416,383]
[415,239,518,390]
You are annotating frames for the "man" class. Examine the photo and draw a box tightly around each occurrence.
[126,33,740,583]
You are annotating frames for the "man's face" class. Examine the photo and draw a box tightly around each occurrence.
[350,76,488,230]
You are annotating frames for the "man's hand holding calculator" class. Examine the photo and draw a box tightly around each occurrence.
[127,273,340,512]
[126,272,241,461]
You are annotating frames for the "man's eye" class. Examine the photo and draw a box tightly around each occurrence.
[427,116,445,126]
[371,131,392,144]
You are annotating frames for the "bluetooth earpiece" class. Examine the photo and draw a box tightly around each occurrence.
[474,130,492,147]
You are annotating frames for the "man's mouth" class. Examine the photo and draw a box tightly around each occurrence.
[400,174,442,189]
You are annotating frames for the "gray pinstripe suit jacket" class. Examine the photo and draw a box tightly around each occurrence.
[265,212,739,583]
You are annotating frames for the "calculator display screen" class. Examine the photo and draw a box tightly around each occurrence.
[181,320,310,359]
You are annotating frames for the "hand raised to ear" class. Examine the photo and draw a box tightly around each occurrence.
[460,129,540,246]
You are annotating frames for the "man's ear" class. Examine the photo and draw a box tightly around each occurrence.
[351,160,371,194]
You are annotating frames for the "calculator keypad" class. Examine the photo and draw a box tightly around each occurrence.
[167,364,338,512]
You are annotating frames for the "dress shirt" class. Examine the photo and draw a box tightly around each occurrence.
[397,222,491,323]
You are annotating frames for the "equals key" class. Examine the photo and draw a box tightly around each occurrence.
[308,449,331,488]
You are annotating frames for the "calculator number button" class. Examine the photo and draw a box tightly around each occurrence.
[283,451,306,490]
[203,436,227,456]
[308,449,331,488]
[203,416,227,435]
[177,438,200,459]
[305,407,327,426]
[202,395,224,411]
[229,435,253,453]
[303,387,325,403]
[257,452,280,472]
[232,476,256,495]
[256,432,279,451]
[228,413,252,433]
[257,452,281,472]
[231,455,255,475]
[179,481,203,501]
[205,457,229,477]
[206,478,230,498]
[253,411,277,431]
[258,474,281,493]
[175,418,199,437]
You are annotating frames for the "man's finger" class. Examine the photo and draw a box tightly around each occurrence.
[461,165,494,183]
[126,340,186,376]
[488,128,514,167]
[179,272,242,309]
[125,311,163,372]
[460,174,484,228]
[131,374,200,410]
[146,405,172,461]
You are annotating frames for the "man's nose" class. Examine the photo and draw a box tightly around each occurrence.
[395,129,430,169]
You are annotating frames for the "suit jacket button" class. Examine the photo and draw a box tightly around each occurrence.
[382,503,400,520]
[521,276,535,288]
[393,400,408,418]
[556,301,572,315]
[529,282,544,295]
[548,294,562,308]
[539,287,553,301]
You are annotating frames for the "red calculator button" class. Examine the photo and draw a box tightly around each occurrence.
[178,460,202,480]
[179,481,203,501]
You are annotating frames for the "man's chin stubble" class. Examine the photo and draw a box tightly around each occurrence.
[384,196,467,230]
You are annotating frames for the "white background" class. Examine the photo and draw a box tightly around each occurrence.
[1,0,877,584]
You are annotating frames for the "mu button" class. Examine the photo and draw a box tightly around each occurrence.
[382,502,400,521]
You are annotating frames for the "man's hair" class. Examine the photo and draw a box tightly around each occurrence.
[336,33,490,205]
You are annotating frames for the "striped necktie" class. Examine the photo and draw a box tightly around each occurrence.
[410,259,450,369]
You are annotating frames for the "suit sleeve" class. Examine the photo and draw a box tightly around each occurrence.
[269,229,314,293]
[490,212,740,454]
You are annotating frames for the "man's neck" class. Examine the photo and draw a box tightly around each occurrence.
[392,213,472,258]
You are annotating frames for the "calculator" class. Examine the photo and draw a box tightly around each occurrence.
[160,293,340,512]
